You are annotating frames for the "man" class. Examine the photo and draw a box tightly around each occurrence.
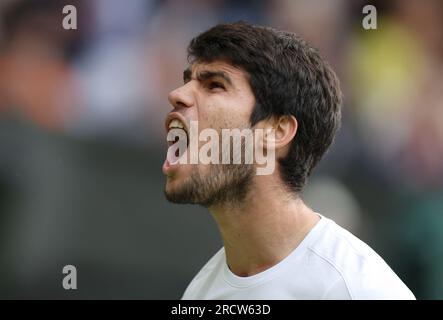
[162,21,415,299]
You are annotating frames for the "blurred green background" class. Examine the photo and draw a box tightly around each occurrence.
[0,0,442,299]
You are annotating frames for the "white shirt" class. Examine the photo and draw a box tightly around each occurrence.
[182,215,415,300]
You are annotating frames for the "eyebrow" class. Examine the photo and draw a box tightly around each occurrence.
[183,68,233,86]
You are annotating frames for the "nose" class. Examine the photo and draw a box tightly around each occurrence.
[168,84,194,110]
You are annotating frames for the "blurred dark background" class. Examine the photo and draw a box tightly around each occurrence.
[0,0,442,299]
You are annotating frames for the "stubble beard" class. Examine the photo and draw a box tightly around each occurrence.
[164,162,254,208]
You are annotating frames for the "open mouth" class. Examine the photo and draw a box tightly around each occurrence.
[167,117,189,159]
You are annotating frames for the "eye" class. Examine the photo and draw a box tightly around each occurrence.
[207,81,225,91]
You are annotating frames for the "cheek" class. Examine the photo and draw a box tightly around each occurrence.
[207,117,243,132]
[209,103,251,129]
[200,94,254,130]
[199,107,230,130]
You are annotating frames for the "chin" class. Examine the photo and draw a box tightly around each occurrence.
[164,187,193,205]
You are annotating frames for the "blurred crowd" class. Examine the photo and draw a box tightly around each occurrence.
[0,0,442,299]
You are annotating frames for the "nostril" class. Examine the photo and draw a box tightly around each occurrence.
[176,101,188,109]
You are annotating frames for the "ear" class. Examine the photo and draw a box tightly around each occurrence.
[254,115,298,152]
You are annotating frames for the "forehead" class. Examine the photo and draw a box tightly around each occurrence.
[190,60,250,83]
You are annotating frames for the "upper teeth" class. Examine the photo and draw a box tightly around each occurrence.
[169,119,185,129]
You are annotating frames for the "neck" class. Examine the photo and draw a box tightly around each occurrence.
[209,175,320,277]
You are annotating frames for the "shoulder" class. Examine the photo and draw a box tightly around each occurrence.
[181,248,225,299]
[307,217,415,300]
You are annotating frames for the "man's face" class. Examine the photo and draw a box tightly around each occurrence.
[163,60,256,207]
